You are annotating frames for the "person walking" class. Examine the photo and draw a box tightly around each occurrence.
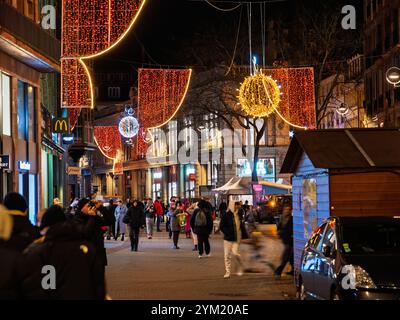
[170,201,183,249]
[274,201,294,276]
[144,200,155,239]
[2,192,41,252]
[124,200,145,251]
[167,200,176,239]
[219,201,248,279]
[106,199,116,240]
[154,197,164,232]
[191,200,213,258]
[22,205,106,300]
[114,200,127,241]
[187,203,199,251]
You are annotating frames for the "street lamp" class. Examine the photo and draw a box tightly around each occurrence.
[386,67,400,87]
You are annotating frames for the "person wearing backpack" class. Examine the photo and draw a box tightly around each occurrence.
[190,200,213,258]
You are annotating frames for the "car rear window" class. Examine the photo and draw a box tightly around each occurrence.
[341,222,400,255]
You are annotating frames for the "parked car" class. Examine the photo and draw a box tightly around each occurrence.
[257,194,292,224]
[297,216,400,300]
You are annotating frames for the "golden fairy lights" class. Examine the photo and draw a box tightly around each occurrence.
[238,73,281,118]
[94,126,122,160]
[61,0,146,131]
[138,68,192,130]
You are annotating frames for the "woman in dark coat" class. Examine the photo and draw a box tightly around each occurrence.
[190,200,213,257]
[124,200,145,251]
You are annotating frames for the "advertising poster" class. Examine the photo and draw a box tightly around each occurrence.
[302,178,317,239]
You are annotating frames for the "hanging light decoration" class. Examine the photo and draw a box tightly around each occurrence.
[138,68,192,129]
[61,0,147,129]
[238,73,281,118]
[263,67,316,129]
[94,126,122,160]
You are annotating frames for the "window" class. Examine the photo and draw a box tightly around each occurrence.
[237,158,275,181]
[27,85,36,142]
[0,73,11,136]
[321,223,337,255]
[108,87,120,99]
[17,81,27,140]
[308,223,327,251]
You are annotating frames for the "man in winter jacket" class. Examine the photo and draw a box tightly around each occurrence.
[124,201,145,251]
[154,197,164,232]
[190,200,213,258]
[114,200,127,241]
[22,205,106,300]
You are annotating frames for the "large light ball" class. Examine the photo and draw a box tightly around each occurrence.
[386,67,400,86]
[238,73,281,118]
[119,116,139,138]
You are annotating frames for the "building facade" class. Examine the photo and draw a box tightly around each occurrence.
[364,0,400,127]
[0,0,62,222]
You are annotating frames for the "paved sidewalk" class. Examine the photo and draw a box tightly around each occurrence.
[105,225,296,300]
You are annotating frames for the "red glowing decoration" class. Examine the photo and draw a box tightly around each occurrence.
[263,67,316,129]
[94,126,122,160]
[138,68,192,129]
[69,108,81,130]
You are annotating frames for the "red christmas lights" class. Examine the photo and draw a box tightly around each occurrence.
[94,126,122,160]
[69,108,81,130]
[263,67,316,129]
[138,68,192,129]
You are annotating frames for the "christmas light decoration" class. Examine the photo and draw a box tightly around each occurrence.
[119,106,140,144]
[238,73,281,118]
[69,108,81,130]
[138,68,192,129]
[94,126,122,160]
[62,0,146,58]
[263,67,316,129]
[61,59,93,109]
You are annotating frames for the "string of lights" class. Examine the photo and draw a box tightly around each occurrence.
[138,68,192,130]
[204,0,241,11]
[94,126,122,160]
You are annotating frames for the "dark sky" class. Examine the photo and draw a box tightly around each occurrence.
[94,0,363,72]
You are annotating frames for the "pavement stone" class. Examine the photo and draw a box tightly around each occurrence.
[105,224,297,300]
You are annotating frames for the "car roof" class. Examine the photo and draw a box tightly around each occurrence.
[330,216,400,225]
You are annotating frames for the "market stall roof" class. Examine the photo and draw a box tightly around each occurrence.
[281,129,400,173]
[213,177,252,194]
[212,177,235,191]
[259,180,292,191]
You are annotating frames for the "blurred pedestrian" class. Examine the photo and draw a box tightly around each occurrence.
[145,199,155,239]
[219,201,248,278]
[106,199,116,240]
[170,201,183,249]
[2,192,40,252]
[187,203,199,251]
[124,200,145,251]
[274,201,294,277]
[154,197,164,232]
[114,199,127,241]
[191,200,213,258]
[22,205,106,300]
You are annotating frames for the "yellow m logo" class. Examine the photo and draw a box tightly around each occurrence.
[54,119,69,133]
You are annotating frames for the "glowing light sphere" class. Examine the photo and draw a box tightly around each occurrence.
[238,73,281,118]
[119,116,139,139]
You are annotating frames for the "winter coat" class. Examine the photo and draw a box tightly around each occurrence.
[107,204,117,226]
[220,210,248,242]
[0,243,24,299]
[185,213,192,233]
[73,205,113,267]
[125,206,145,230]
[278,207,293,245]
[154,201,164,217]
[145,205,156,219]
[5,214,41,253]
[22,222,105,300]
[170,208,183,232]
[114,205,127,234]
[190,208,213,236]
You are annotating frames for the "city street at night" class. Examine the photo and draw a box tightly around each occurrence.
[2,0,400,312]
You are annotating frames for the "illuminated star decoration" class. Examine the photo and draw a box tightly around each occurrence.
[94,126,122,160]
[61,0,147,130]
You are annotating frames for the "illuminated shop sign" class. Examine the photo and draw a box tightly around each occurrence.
[18,161,31,171]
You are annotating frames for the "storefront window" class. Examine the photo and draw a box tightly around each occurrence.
[237,158,276,181]
[17,81,27,140]
[1,73,11,136]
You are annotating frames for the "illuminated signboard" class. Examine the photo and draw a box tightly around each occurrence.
[18,161,31,171]
[237,158,275,181]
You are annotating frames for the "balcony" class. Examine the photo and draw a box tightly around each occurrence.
[0,1,60,71]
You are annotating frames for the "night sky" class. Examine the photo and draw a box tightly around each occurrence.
[93,0,363,74]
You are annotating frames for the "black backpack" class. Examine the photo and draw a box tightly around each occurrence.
[195,210,207,227]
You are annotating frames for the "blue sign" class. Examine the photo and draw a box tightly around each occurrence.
[0,155,10,170]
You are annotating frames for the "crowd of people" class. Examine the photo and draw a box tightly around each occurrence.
[0,191,294,299]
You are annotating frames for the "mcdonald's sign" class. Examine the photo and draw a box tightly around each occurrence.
[53,118,69,134]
